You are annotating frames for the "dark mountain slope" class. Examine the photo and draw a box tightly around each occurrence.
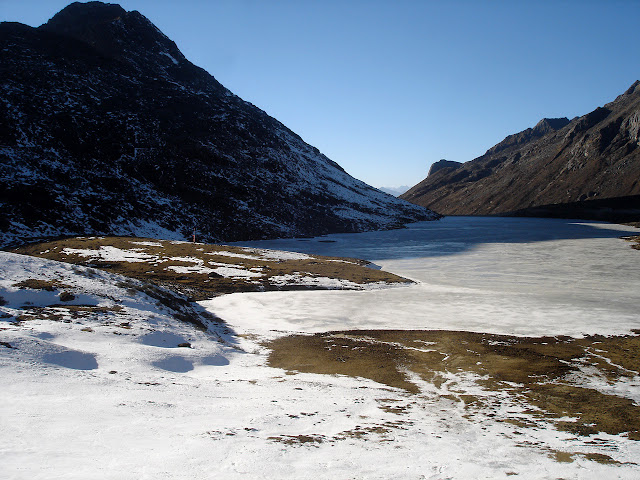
[401,82,640,219]
[0,2,437,247]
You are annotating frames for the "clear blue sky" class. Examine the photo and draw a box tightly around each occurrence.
[2,1,639,189]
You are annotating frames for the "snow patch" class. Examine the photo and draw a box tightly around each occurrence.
[160,51,179,65]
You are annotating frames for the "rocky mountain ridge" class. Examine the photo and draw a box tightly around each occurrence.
[0,2,438,248]
[401,82,640,220]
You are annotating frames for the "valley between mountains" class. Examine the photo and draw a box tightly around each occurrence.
[3,1,640,479]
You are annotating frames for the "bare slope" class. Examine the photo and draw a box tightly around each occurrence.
[0,2,437,248]
[401,82,640,219]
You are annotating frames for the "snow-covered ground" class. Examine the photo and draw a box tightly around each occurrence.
[2,217,640,479]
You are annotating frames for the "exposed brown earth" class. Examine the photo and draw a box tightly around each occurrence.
[269,330,640,441]
[12,236,412,300]
[12,278,72,292]
[622,234,640,250]
[401,81,640,221]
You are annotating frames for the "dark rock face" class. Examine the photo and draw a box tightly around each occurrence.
[427,160,462,177]
[0,2,438,247]
[401,83,640,219]
[485,118,570,157]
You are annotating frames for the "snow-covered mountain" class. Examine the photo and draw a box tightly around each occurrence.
[0,2,438,248]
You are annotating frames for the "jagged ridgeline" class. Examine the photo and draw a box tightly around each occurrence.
[0,2,439,247]
[402,83,640,221]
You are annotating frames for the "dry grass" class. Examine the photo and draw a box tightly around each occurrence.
[267,424,403,446]
[621,235,640,250]
[268,333,419,393]
[268,330,640,440]
[13,236,411,300]
[14,304,125,323]
[13,279,72,291]
[267,434,326,446]
[547,449,623,465]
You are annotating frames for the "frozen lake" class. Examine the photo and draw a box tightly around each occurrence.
[207,217,640,337]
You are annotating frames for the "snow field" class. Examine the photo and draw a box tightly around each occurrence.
[3,217,640,478]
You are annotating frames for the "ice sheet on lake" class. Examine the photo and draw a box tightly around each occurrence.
[207,217,640,337]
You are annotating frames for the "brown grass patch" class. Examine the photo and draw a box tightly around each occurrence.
[267,434,326,446]
[13,279,71,291]
[268,333,419,393]
[621,235,640,250]
[268,330,640,439]
[14,304,125,323]
[268,425,399,446]
[13,236,411,300]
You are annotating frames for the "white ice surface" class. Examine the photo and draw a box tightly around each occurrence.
[268,273,362,289]
[211,248,313,261]
[207,217,640,338]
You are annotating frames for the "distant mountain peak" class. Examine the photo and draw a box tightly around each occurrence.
[533,117,570,134]
[427,160,462,177]
[41,2,127,36]
[484,117,570,157]
[624,80,640,96]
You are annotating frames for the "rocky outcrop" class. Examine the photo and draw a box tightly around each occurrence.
[401,82,640,219]
[0,2,438,247]
[427,160,462,177]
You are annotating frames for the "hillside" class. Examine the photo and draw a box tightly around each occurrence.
[401,82,640,220]
[0,2,438,248]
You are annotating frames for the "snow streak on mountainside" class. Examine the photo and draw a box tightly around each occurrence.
[0,2,438,247]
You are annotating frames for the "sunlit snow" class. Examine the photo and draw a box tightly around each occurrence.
[2,218,640,479]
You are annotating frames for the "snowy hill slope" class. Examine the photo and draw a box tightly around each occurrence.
[0,251,233,374]
[0,2,438,248]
